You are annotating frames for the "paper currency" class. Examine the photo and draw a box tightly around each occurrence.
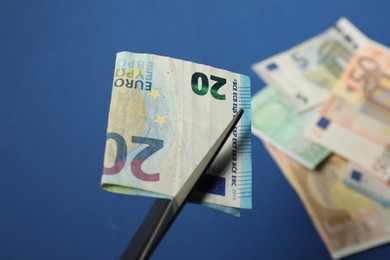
[344,163,390,207]
[251,86,329,169]
[304,42,390,180]
[265,143,390,259]
[101,52,252,215]
[252,17,367,112]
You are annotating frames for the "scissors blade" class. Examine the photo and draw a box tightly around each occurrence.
[121,109,244,260]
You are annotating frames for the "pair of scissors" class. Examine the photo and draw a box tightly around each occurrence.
[121,109,244,260]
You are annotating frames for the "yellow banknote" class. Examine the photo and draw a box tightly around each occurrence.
[265,143,390,259]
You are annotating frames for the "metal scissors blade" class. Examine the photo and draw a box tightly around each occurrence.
[121,109,244,260]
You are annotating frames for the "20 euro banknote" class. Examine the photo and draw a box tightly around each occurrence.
[252,17,367,112]
[101,52,252,215]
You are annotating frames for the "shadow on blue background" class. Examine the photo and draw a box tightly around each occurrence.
[1,0,390,259]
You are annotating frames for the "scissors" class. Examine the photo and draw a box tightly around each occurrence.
[120,109,244,260]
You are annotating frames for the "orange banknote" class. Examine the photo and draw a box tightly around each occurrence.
[305,42,390,180]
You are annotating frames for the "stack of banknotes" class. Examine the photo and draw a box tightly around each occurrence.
[252,17,390,259]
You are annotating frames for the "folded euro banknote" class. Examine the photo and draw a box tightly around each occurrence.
[101,52,252,215]
[304,41,390,180]
[251,86,329,169]
[252,17,368,112]
[344,163,390,207]
[265,143,390,259]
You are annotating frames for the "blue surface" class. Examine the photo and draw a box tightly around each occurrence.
[1,0,390,259]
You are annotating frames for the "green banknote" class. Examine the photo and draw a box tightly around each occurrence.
[101,52,252,215]
[252,86,329,169]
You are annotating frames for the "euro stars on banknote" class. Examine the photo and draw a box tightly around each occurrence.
[264,143,390,259]
[251,86,330,169]
[252,17,368,112]
[344,163,390,207]
[304,42,390,181]
[101,52,252,216]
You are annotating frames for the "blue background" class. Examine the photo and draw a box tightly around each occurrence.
[1,0,390,259]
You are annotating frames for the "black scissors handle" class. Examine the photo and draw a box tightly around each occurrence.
[121,109,244,260]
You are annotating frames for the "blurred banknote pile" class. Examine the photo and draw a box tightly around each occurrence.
[252,17,390,259]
